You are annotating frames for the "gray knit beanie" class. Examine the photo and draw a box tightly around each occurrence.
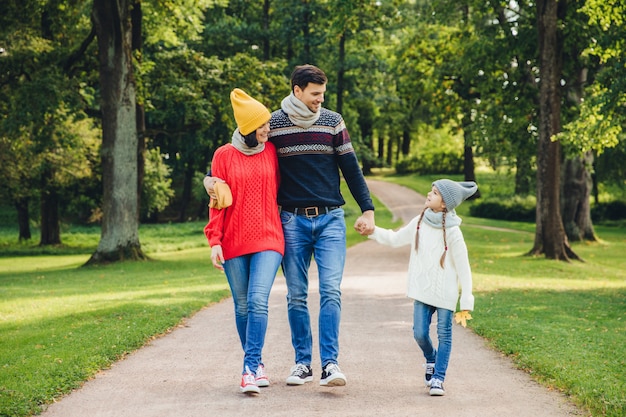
[433,179,478,211]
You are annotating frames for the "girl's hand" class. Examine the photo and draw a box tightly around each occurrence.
[210,245,225,271]
[454,310,472,327]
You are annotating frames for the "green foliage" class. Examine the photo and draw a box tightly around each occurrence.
[394,125,464,174]
[469,196,536,222]
[591,200,626,222]
[141,147,175,219]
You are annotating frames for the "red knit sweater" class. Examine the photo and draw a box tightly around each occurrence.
[204,142,284,260]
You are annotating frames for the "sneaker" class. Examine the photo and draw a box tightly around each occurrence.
[320,363,346,387]
[240,367,260,394]
[255,364,269,387]
[286,364,313,385]
[429,378,445,396]
[424,363,435,387]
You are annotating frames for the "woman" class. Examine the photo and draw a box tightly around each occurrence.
[204,88,284,394]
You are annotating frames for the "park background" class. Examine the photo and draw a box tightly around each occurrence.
[1,1,625,416]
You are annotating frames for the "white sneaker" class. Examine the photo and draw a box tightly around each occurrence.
[424,362,435,387]
[286,364,313,385]
[429,378,445,396]
[320,363,346,387]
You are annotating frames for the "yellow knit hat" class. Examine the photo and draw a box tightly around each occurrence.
[230,88,271,135]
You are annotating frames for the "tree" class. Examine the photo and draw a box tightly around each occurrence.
[87,0,146,264]
[529,0,581,261]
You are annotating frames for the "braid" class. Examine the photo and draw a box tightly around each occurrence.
[439,209,448,268]
[414,207,427,253]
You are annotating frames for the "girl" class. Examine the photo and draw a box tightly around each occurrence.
[364,179,476,396]
[204,88,284,394]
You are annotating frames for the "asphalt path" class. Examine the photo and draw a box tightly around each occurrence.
[40,180,584,417]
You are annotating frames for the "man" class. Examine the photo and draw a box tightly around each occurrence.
[205,64,375,387]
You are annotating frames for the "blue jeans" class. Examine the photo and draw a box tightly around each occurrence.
[223,250,282,374]
[413,300,453,381]
[280,208,346,368]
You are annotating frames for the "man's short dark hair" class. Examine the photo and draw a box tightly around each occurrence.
[291,64,328,91]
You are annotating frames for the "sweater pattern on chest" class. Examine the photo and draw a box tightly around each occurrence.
[269,108,354,157]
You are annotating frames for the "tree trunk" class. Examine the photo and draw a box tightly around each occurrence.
[401,129,410,156]
[178,164,194,222]
[132,0,146,224]
[15,198,31,241]
[462,115,480,199]
[562,152,596,241]
[39,187,61,245]
[87,0,147,265]
[387,133,394,166]
[529,0,581,261]
[463,144,480,200]
[336,32,345,115]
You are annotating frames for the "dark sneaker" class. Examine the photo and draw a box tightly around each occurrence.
[286,364,313,385]
[320,363,346,387]
[424,363,435,387]
[240,367,260,394]
[255,364,269,387]
[429,378,445,396]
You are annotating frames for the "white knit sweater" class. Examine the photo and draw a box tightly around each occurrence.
[368,215,474,311]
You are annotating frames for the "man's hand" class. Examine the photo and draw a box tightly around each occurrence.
[354,210,375,236]
[203,176,225,199]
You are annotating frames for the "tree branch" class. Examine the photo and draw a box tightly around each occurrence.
[63,25,96,74]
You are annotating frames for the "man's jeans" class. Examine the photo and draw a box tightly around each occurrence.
[223,250,282,374]
[413,300,453,381]
[280,208,346,368]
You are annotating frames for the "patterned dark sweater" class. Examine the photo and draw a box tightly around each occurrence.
[269,108,374,213]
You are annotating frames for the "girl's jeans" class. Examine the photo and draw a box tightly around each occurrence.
[223,250,282,374]
[413,300,453,381]
[280,208,346,368]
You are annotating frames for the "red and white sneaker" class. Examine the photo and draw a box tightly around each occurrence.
[255,364,270,387]
[240,367,260,394]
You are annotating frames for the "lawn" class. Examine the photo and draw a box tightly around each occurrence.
[1,177,625,417]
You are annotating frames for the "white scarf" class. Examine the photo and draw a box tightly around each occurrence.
[280,93,320,128]
[422,208,462,229]
[231,129,265,156]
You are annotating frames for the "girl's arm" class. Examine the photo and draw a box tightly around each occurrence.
[368,216,419,248]
[449,229,474,311]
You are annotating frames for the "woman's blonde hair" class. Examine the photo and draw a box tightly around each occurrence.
[415,207,448,268]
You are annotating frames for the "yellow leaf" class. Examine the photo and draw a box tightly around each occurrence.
[454,311,473,327]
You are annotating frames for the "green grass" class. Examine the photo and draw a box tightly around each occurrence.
[374,171,626,417]
[0,183,398,417]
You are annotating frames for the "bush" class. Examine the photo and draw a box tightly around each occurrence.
[395,151,463,175]
[591,200,626,221]
[469,196,536,222]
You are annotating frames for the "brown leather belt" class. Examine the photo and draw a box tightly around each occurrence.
[280,206,340,218]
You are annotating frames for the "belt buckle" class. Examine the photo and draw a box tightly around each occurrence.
[304,206,319,217]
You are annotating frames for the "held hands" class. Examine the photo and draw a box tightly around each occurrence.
[354,210,375,236]
[454,310,473,327]
[210,245,225,271]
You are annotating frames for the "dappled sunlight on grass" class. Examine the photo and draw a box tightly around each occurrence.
[0,255,89,274]
[474,272,626,292]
